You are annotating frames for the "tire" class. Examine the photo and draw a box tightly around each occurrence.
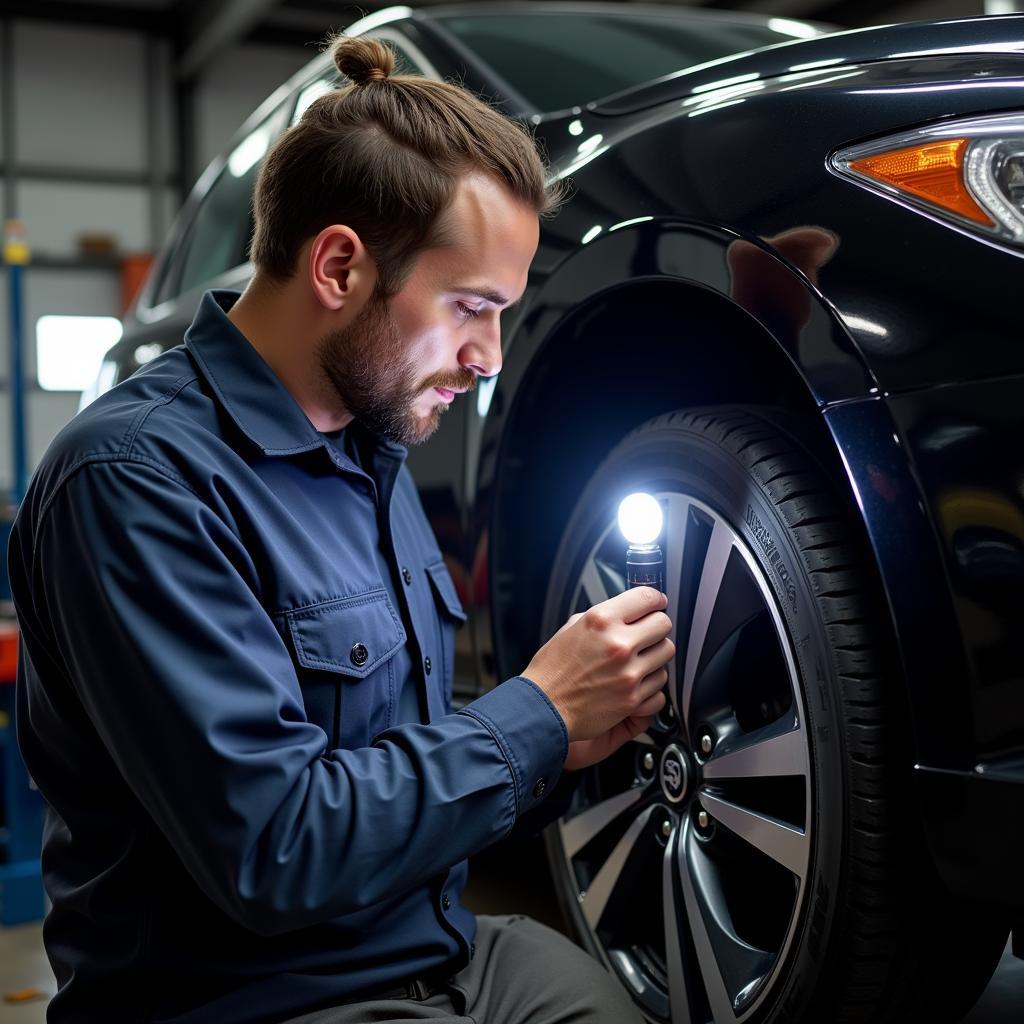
[541,406,1006,1024]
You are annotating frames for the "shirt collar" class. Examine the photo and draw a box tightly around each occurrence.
[184,289,408,465]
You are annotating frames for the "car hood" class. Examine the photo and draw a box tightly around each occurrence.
[589,13,1024,115]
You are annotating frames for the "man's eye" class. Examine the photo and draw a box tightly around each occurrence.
[456,302,481,321]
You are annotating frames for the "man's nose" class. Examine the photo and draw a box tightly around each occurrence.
[460,318,502,379]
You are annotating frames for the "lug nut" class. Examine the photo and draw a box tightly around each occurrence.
[642,752,655,772]
[661,819,673,839]
[700,733,714,755]
[697,810,710,830]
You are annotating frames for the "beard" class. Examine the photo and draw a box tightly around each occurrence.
[316,290,475,446]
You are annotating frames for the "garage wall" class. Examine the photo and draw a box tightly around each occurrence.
[194,42,314,179]
[0,20,164,492]
[0,15,308,494]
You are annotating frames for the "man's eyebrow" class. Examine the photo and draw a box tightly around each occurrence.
[454,286,518,309]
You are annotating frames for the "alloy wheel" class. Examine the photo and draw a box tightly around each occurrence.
[556,493,812,1023]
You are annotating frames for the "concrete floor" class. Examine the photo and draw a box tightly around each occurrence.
[1,838,1021,1022]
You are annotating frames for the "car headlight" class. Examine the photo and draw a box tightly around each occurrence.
[831,113,1024,246]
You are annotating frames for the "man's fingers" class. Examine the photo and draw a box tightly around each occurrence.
[634,610,674,652]
[635,665,670,705]
[607,586,667,625]
[636,637,676,681]
[635,688,666,718]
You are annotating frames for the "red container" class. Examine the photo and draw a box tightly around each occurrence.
[0,622,19,685]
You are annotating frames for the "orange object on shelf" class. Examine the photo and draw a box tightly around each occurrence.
[0,622,19,684]
[120,253,154,315]
[3,988,46,1004]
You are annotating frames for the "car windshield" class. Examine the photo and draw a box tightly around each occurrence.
[432,10,821,112]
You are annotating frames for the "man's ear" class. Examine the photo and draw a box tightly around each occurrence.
[308,225,376,311]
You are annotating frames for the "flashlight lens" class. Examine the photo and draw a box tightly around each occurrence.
[618,492,663,545]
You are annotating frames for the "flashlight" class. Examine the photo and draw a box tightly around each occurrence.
[618,492,664,593]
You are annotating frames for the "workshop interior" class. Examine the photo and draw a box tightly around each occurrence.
[1,0,1023,1021]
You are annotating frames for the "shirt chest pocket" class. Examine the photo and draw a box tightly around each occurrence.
[284,591,407,749]
[424,560,468,708]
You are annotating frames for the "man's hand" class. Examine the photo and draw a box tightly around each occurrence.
[563,713,656,772]
[522,587,674,765]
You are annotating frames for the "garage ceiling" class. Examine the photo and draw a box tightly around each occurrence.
[1,0,992,83]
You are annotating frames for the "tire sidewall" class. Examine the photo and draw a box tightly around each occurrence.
[542,415,849,1022]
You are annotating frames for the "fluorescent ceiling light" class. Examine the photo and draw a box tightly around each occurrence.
[769,18,821,40]
[228,125,272,178]
[346,6,413,35]
[293,79,335,124]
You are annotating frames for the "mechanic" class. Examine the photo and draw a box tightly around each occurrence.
[8,36,675,1024]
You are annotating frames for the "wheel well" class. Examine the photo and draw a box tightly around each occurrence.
[490,278,846,677]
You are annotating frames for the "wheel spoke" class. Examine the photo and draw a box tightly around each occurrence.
[688,624,746,714]
[579,557,615,607]
[581,806,653,930]
[681,519,733,732]
[678,822,773,1022]
[662,828,694,1024]
[662,494,690,721]
[699,791,809,879]
[561,786,645,859]
[701,716,807,782]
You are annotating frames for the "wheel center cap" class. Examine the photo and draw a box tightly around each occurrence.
[659,744,690,804]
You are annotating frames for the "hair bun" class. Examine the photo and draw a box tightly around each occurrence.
[332,36,396,86]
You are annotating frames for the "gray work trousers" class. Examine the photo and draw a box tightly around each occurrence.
[283,914,645,1023]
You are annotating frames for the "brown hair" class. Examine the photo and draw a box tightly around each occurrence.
[250,35,565,295]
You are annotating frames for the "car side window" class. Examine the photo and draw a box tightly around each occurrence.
[154,105,288,305]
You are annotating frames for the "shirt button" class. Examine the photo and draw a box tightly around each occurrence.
[533,778,547,798]
[350,644,369,667]
[441,893,451,911]
[402,566,413,586]
[424,656,432,675]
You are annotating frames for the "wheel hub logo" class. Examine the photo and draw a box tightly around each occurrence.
[660,745,689,804]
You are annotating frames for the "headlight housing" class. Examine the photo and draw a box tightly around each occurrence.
[831,113,1024,246]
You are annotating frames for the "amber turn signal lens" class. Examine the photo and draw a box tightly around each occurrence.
[849,139,994,226]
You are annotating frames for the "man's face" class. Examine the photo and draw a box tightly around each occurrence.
[316,173,540,445]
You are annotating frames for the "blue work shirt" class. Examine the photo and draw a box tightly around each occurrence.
[8,290,569,1023]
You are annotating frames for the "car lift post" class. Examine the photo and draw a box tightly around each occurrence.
[0,220,45,927]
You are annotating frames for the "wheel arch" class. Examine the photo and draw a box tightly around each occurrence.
[480,250,980,833]
[483,267,860,681]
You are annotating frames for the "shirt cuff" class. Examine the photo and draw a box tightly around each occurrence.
[457,676,568,821]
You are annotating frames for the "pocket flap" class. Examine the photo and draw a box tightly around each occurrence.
[286,590,406,678]
[425,560,468,623]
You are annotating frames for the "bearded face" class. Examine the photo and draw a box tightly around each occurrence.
[316,289,476,446]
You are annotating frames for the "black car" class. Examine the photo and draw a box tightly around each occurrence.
[92,4,1024,1022]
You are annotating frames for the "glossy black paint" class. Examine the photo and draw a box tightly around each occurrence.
[112,7,1024,918]
[592,14,1024,115]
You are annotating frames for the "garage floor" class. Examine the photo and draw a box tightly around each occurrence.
[1,837,1021,1022]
